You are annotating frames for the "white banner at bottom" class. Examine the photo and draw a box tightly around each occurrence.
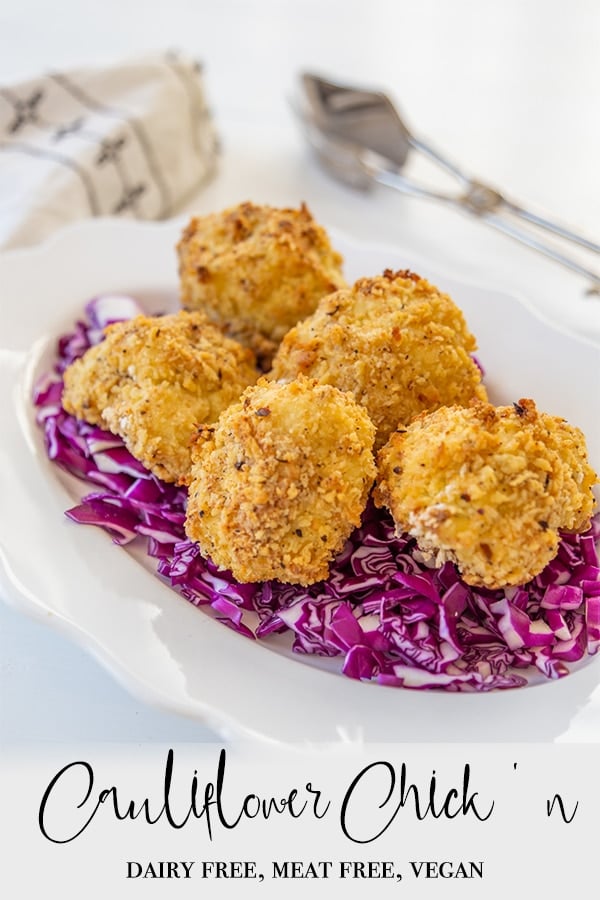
[1,743,597,898]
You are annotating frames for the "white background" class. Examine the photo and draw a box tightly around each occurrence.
[1,0,600,740]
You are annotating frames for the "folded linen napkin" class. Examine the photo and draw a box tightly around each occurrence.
[0,51,219,249]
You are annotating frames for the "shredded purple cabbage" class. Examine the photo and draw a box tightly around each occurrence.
[33,295,600,691]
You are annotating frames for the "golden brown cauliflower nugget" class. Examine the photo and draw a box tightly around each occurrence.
[270,269,487,449]
[374,399,598,589]
[62,311,258,483]
[185,376,376,585]
[177,201,347,365]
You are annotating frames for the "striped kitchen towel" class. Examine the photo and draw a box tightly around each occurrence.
[0,51,219,249]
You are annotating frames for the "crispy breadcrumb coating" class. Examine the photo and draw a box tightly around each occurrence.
[185,375,376,585]
[62,311,258,483]
[177,201,347,366]
[269,269,487,449]
[374,399,598,589]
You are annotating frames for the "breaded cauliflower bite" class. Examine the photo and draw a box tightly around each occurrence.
[269,269,487,449]
[185,376,376,585]
[177,201,347,366]
[374,399,598,589]
[62,311,258,483]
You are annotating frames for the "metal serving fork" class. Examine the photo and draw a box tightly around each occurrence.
[296,72,600,294]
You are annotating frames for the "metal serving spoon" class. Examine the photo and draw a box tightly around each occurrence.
[296,72,600,293]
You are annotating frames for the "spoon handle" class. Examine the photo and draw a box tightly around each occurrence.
[500,200,600,254]
[471,210,600,292]
[407,136,600,255]
[365,160,600,292]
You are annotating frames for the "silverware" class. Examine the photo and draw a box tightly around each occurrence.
[296,72,600,294]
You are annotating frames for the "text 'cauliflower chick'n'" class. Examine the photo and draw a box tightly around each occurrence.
[177,201,347,366]
[374,399,598,589]
[185,375,376,586]
[269,268,487,449]
[62,311,258,484]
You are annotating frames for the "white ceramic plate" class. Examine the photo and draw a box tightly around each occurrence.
[2,218,600,743]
